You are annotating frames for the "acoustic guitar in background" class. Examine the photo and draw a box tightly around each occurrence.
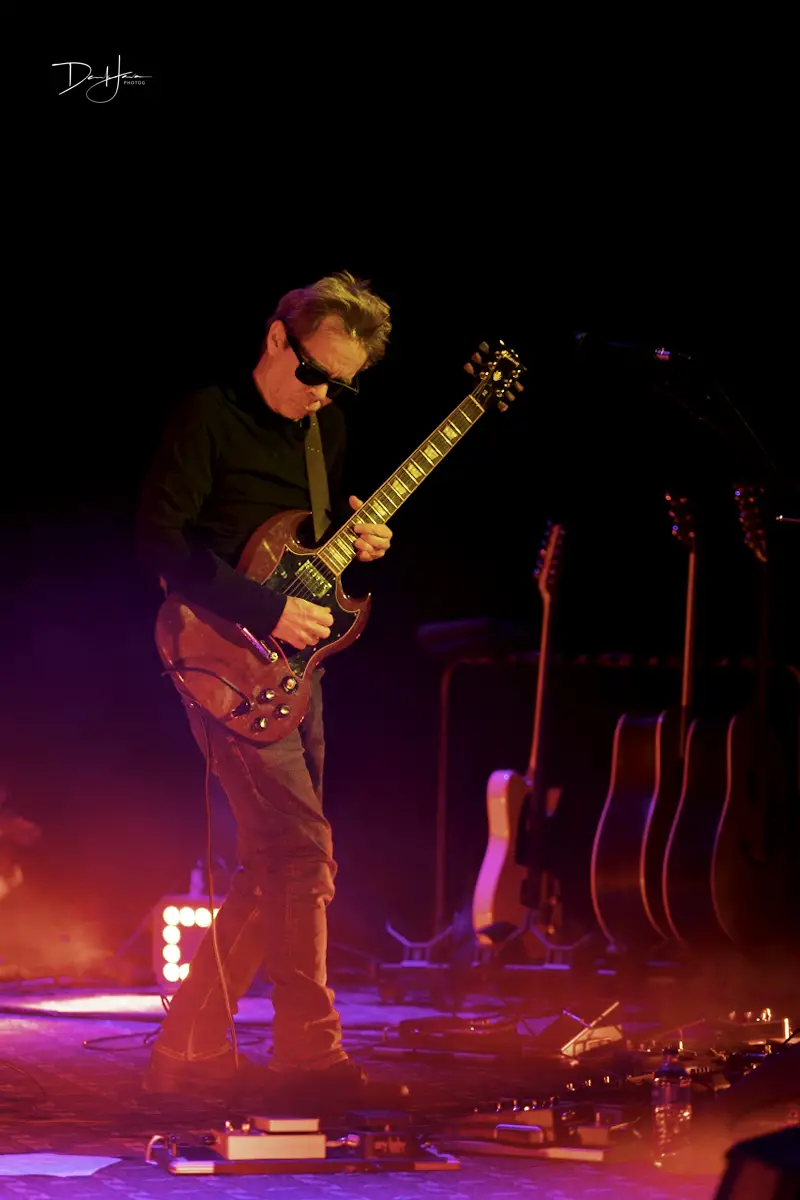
[472,521,565,945]
[663,483,791,954]
[590,493,697,953]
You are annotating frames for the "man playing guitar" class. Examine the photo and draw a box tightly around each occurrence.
[137,271,394,1106]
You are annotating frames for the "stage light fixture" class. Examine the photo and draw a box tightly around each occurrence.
[152,896,223,990]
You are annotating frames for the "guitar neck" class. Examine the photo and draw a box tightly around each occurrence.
[733,483,771,730]
[754,558,770,720]
[526,593,553,786]
[679,544,698,757]
[315,390,487,575]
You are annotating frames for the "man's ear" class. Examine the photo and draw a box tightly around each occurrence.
[266,320,286,357]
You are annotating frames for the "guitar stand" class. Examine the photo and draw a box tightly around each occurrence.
[488,909,594,965]
[378,914,594,1010]
[378,922,456,1005]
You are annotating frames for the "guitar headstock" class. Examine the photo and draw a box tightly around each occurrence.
[733,484,768,563]
[464,340,526,412]
[534,521,565,602]
[665,491,696,551]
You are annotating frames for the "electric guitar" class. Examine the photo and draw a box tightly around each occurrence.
[590,493,696,952]
[155,341,526,743]
[472,521,565,943]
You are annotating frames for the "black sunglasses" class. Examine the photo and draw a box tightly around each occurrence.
[284,328,360,398]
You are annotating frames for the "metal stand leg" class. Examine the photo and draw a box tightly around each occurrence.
[434,661,458,935]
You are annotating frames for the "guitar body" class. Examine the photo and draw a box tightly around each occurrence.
[155,510,371,745]
[472,768,529,941]
[712,711,788,950]
[661,718,731,948]
[590,709,680,949]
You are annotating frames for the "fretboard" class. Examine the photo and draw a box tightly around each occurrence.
[316,390,487,575]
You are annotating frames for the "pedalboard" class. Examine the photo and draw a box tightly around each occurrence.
[146,1110,460,1176]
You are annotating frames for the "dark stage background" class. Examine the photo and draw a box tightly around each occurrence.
[1,80,798,980]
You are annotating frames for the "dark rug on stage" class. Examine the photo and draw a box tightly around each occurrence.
[0,982,764,1199]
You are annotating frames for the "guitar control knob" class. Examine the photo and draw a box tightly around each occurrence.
[251,716,269,731]
[258,689,276,703]
[275,705,291,718]
[281,677,298,693]
[267,651,279,664]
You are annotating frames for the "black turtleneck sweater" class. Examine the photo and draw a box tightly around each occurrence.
[136,373,348,639]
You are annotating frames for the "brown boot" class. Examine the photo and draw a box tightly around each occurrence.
[143,1046,275,1097]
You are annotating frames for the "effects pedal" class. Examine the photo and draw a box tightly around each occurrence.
[212,1115,326,1161]
[438,1095,647,1162]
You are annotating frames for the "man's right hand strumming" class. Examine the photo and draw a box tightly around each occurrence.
[272,597,334,650]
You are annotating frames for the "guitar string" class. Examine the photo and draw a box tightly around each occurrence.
[261,447,458,620]
[275,375,496,602]
[277,441,451,598]
[259,376,501,629]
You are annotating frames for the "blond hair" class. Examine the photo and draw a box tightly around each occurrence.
[265,270,391,367]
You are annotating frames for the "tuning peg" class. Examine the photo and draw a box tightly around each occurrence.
[464,362,475,375]
[471,351,483,365]
[478,341,490,353]
[512,380,524,393]
[504,391,515,403]
[498,400,509,412]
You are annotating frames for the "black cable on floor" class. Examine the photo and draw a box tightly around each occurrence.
[81,1027,269,1054]
[0,1058,48,1109]
[82,1028,162,1051]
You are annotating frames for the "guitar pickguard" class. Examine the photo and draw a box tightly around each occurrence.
[262,548,360,676]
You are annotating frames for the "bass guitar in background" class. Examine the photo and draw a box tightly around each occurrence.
[662,483,792,954]
[590,493,697,953]
[472,521,565,945]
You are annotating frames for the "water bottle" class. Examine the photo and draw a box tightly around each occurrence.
[651,1046,692,1165]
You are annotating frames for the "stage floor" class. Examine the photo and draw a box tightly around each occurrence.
[0,981,734,1198]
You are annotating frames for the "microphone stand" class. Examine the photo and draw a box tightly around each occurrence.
[573,332,800,502]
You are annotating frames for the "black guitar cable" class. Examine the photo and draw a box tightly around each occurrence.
[194,706,239,1071]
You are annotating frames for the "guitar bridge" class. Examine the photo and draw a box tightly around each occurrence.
[296,560,333,598]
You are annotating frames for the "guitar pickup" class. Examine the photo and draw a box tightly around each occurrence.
[295,561,333,598]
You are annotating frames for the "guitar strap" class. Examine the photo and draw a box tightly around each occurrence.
[304,411,332,544]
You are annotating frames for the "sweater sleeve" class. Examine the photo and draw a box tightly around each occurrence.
[135,389,287,638]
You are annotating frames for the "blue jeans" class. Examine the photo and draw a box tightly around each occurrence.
[154,671,346,1070]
